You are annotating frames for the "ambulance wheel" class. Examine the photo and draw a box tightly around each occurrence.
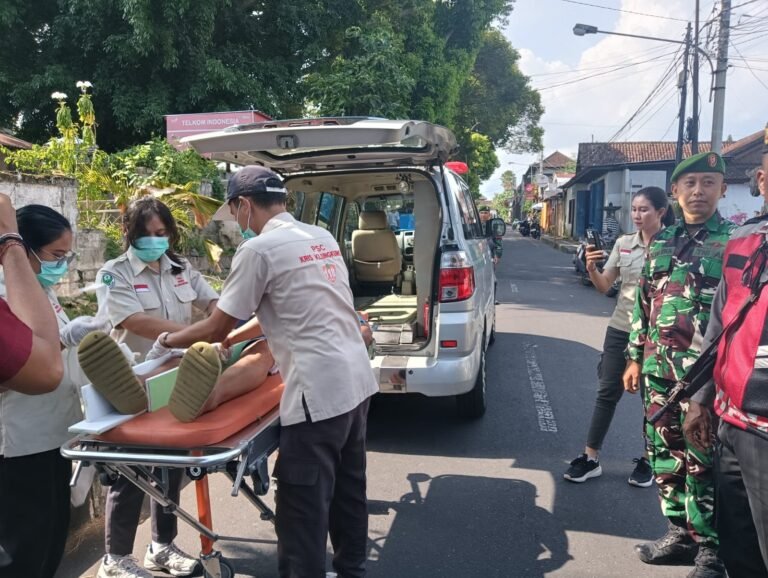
[204,559,234,578]
[456,337,487,419]
[187,466,206,481]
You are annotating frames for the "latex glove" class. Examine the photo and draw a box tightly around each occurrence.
[60,316,111,349]
[212,343,232,363]
[145,332,185,362]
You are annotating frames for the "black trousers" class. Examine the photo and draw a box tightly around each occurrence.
[586,327,637,451]
[275,398,371,578]
[716,421,768,578]
[104,468,182,555]
[0,449,71,578]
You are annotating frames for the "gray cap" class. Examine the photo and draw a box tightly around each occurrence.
[214,166,287,220]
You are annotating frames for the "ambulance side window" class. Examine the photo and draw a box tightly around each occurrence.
[315,193,343,235]
[343,202,360,243]
[288,191,305,220]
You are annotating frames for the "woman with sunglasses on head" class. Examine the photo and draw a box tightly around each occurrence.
[94,196,218,578]
[0,204,107,578]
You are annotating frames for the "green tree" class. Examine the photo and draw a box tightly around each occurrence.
[492,189,513,222]
[501,169,517,191]
[465,132,499,197]
[0,0,362,150]
[305,21,417,118]
[456,29,544,153]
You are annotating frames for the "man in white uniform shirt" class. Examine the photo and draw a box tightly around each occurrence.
[155,166,378,577]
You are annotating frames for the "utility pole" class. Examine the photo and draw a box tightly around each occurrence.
[692,0,700,154]
[711,0,731,154]
[676,23,692,166]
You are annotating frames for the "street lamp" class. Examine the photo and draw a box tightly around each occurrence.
[571,24,713,73]
[572,22,715,164]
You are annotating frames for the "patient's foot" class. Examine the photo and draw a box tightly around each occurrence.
[78,331,147,415]
[169,342,222,422]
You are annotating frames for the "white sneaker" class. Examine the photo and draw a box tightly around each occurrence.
[144,542,199,577]
[97,555,152,578]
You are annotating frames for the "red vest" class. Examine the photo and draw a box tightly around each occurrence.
[713,230,768,433]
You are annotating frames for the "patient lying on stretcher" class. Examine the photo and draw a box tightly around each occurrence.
[77,316,373,424]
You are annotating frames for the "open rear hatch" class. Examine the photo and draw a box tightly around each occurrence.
[181,117,457,172]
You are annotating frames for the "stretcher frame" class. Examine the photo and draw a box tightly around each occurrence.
[61,408,281,578]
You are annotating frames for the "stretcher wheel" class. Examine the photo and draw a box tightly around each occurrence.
[187,466,207,480]
[203,558,234,578]
[99,471,118,486]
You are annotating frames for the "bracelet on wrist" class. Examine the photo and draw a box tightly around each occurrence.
[161,332,170,347]
[0,240,27,265]
[0,233,24,247]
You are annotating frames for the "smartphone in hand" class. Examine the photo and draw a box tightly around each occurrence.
[586,228,603,251]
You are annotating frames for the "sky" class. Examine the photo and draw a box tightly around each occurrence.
[480,0,768,196]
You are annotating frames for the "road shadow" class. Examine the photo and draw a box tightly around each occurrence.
[367,332,665,543]
[367,473,571,578]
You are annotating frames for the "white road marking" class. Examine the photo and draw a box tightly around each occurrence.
[509,283,518,293]
[524,343,558,432]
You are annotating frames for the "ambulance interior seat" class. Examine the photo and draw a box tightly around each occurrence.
[351,211,402,290]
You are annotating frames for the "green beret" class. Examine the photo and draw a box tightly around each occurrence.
[478,205,490,211]
[670,151,726,182]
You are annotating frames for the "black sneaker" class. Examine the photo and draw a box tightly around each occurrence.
[628,457,654,488]
[635,521,698,565]
[563,454,602,483]
[687,546,726,578]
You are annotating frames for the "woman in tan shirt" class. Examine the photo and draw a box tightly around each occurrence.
[564,187,672,486]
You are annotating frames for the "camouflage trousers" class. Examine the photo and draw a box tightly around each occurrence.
[643,375,718,546]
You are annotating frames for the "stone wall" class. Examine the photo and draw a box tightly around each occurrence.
[0,171,108,295]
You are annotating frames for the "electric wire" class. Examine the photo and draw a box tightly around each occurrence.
[730,40,768,91]
[608,47,684,142]
[559,0,689,22]
[533,51,678,91]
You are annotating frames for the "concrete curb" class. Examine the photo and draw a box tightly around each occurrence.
[540,235,579,255]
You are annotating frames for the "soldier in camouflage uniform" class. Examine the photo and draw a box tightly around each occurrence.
[624,152,734,578]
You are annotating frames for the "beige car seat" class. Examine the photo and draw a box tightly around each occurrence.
[351,211,402,284]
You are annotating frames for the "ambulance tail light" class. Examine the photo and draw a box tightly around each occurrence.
[438,251,475,302]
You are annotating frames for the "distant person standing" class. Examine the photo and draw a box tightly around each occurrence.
[479,205,502,265]
[602,203,621,245]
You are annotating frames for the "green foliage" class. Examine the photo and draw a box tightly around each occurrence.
[59,292,98,318]
[306,21,417,118]
[465,132,499,197]
[492,189,513,222]
[501,170,517,191]
[523,200,534,215]
[0,0,541,196]
[456,29,544,153]
[3,85,223,263]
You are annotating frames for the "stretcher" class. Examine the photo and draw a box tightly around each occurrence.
[61,375,284,578]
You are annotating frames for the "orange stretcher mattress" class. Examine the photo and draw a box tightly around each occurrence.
[98,375,284,448]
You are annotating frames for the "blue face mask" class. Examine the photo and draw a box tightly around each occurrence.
[238,200,257,240]
[33,254,69,288]
[133,236,170,263]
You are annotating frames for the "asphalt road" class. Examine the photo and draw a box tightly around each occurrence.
[58,232,685,578]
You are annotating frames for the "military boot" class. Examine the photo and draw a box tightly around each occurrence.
[686,545,726,578]
[635,520,698,565]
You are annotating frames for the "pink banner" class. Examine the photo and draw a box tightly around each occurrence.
[165,110,271,149]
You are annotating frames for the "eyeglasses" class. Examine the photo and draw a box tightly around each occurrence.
[32,248,77,267]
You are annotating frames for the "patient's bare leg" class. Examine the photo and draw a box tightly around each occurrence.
[201,339,274,413]
[169,340,275,422]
